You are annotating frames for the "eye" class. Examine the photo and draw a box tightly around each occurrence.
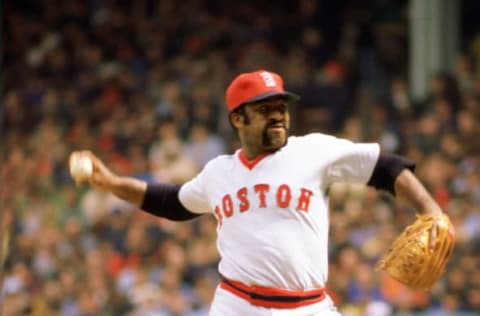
[254,103,288,114]
[258,105,269,114]
[277,104,287,113]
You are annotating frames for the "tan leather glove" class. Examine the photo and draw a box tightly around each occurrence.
[376,213,455,290]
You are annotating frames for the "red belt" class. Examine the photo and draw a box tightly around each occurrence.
[219,277,326,309]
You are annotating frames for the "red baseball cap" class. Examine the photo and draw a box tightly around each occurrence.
[225,70,299,112]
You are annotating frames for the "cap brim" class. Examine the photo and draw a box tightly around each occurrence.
[243,91,300,106]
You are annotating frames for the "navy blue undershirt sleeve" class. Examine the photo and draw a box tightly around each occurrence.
[140,183,202,221]
[367,153,416,195]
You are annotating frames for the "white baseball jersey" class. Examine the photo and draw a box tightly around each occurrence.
[179,133,380,291]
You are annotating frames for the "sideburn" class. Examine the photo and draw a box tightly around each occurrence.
[262,126,271,146]
[240,108,251,125]
[229,107,251,136]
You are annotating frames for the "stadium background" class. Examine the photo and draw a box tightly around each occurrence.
[2,0,480,315]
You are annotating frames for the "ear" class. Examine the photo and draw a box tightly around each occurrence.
[230,112,244,128]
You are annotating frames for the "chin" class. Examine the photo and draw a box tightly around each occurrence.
[262,128,288,150]
[266,136,288,150]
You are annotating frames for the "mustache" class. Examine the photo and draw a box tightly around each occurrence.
[265,120,287,128]
[262,120,288,147]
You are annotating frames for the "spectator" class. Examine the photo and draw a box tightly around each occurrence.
[2,0,480,314]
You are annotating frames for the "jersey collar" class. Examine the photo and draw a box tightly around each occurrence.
[238,149,270,170]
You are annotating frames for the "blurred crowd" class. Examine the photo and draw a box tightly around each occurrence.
[2,0,480,315]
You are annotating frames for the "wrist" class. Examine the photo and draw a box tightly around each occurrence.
[420,205,443,216]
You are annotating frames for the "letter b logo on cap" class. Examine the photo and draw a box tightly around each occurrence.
[260,71,276,87]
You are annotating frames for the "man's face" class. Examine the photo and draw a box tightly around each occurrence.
[235,96,291,153]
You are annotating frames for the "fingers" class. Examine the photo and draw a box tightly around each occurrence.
[69,151,87,184]
[69,150,93,164]
[70,150,101,172]
[68,151,79,170]
[429,221,439,252]
[69,150,118,192]
[69,150,101,186]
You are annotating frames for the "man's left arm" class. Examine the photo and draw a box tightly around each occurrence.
[367,153,448,251]
[372,156,455,290]
[394,168,443,216]
[367,153,442,216]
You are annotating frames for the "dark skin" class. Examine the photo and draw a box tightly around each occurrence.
[230,96,291,160]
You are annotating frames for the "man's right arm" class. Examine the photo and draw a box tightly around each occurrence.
[71,151,201,221]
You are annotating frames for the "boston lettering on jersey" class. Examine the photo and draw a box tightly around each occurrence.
[214,183,314,226]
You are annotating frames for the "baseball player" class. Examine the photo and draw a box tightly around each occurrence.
[71,70,446,315]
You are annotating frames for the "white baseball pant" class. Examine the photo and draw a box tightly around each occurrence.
[208,285,342,316]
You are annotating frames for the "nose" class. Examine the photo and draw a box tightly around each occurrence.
[268,109,286,121]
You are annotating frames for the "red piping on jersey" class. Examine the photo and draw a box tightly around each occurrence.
[219,277,326,309]
[238,150,270,170]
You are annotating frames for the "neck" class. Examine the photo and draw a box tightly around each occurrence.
[241,148,267,160]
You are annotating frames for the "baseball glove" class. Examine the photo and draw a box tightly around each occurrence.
[376,213,455,290]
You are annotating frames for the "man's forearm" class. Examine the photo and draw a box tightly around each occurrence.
[394,169,443,215]
[109,176,148,207]
[106,178,200,221]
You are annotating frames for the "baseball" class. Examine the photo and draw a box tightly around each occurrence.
[70,154,93,182]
